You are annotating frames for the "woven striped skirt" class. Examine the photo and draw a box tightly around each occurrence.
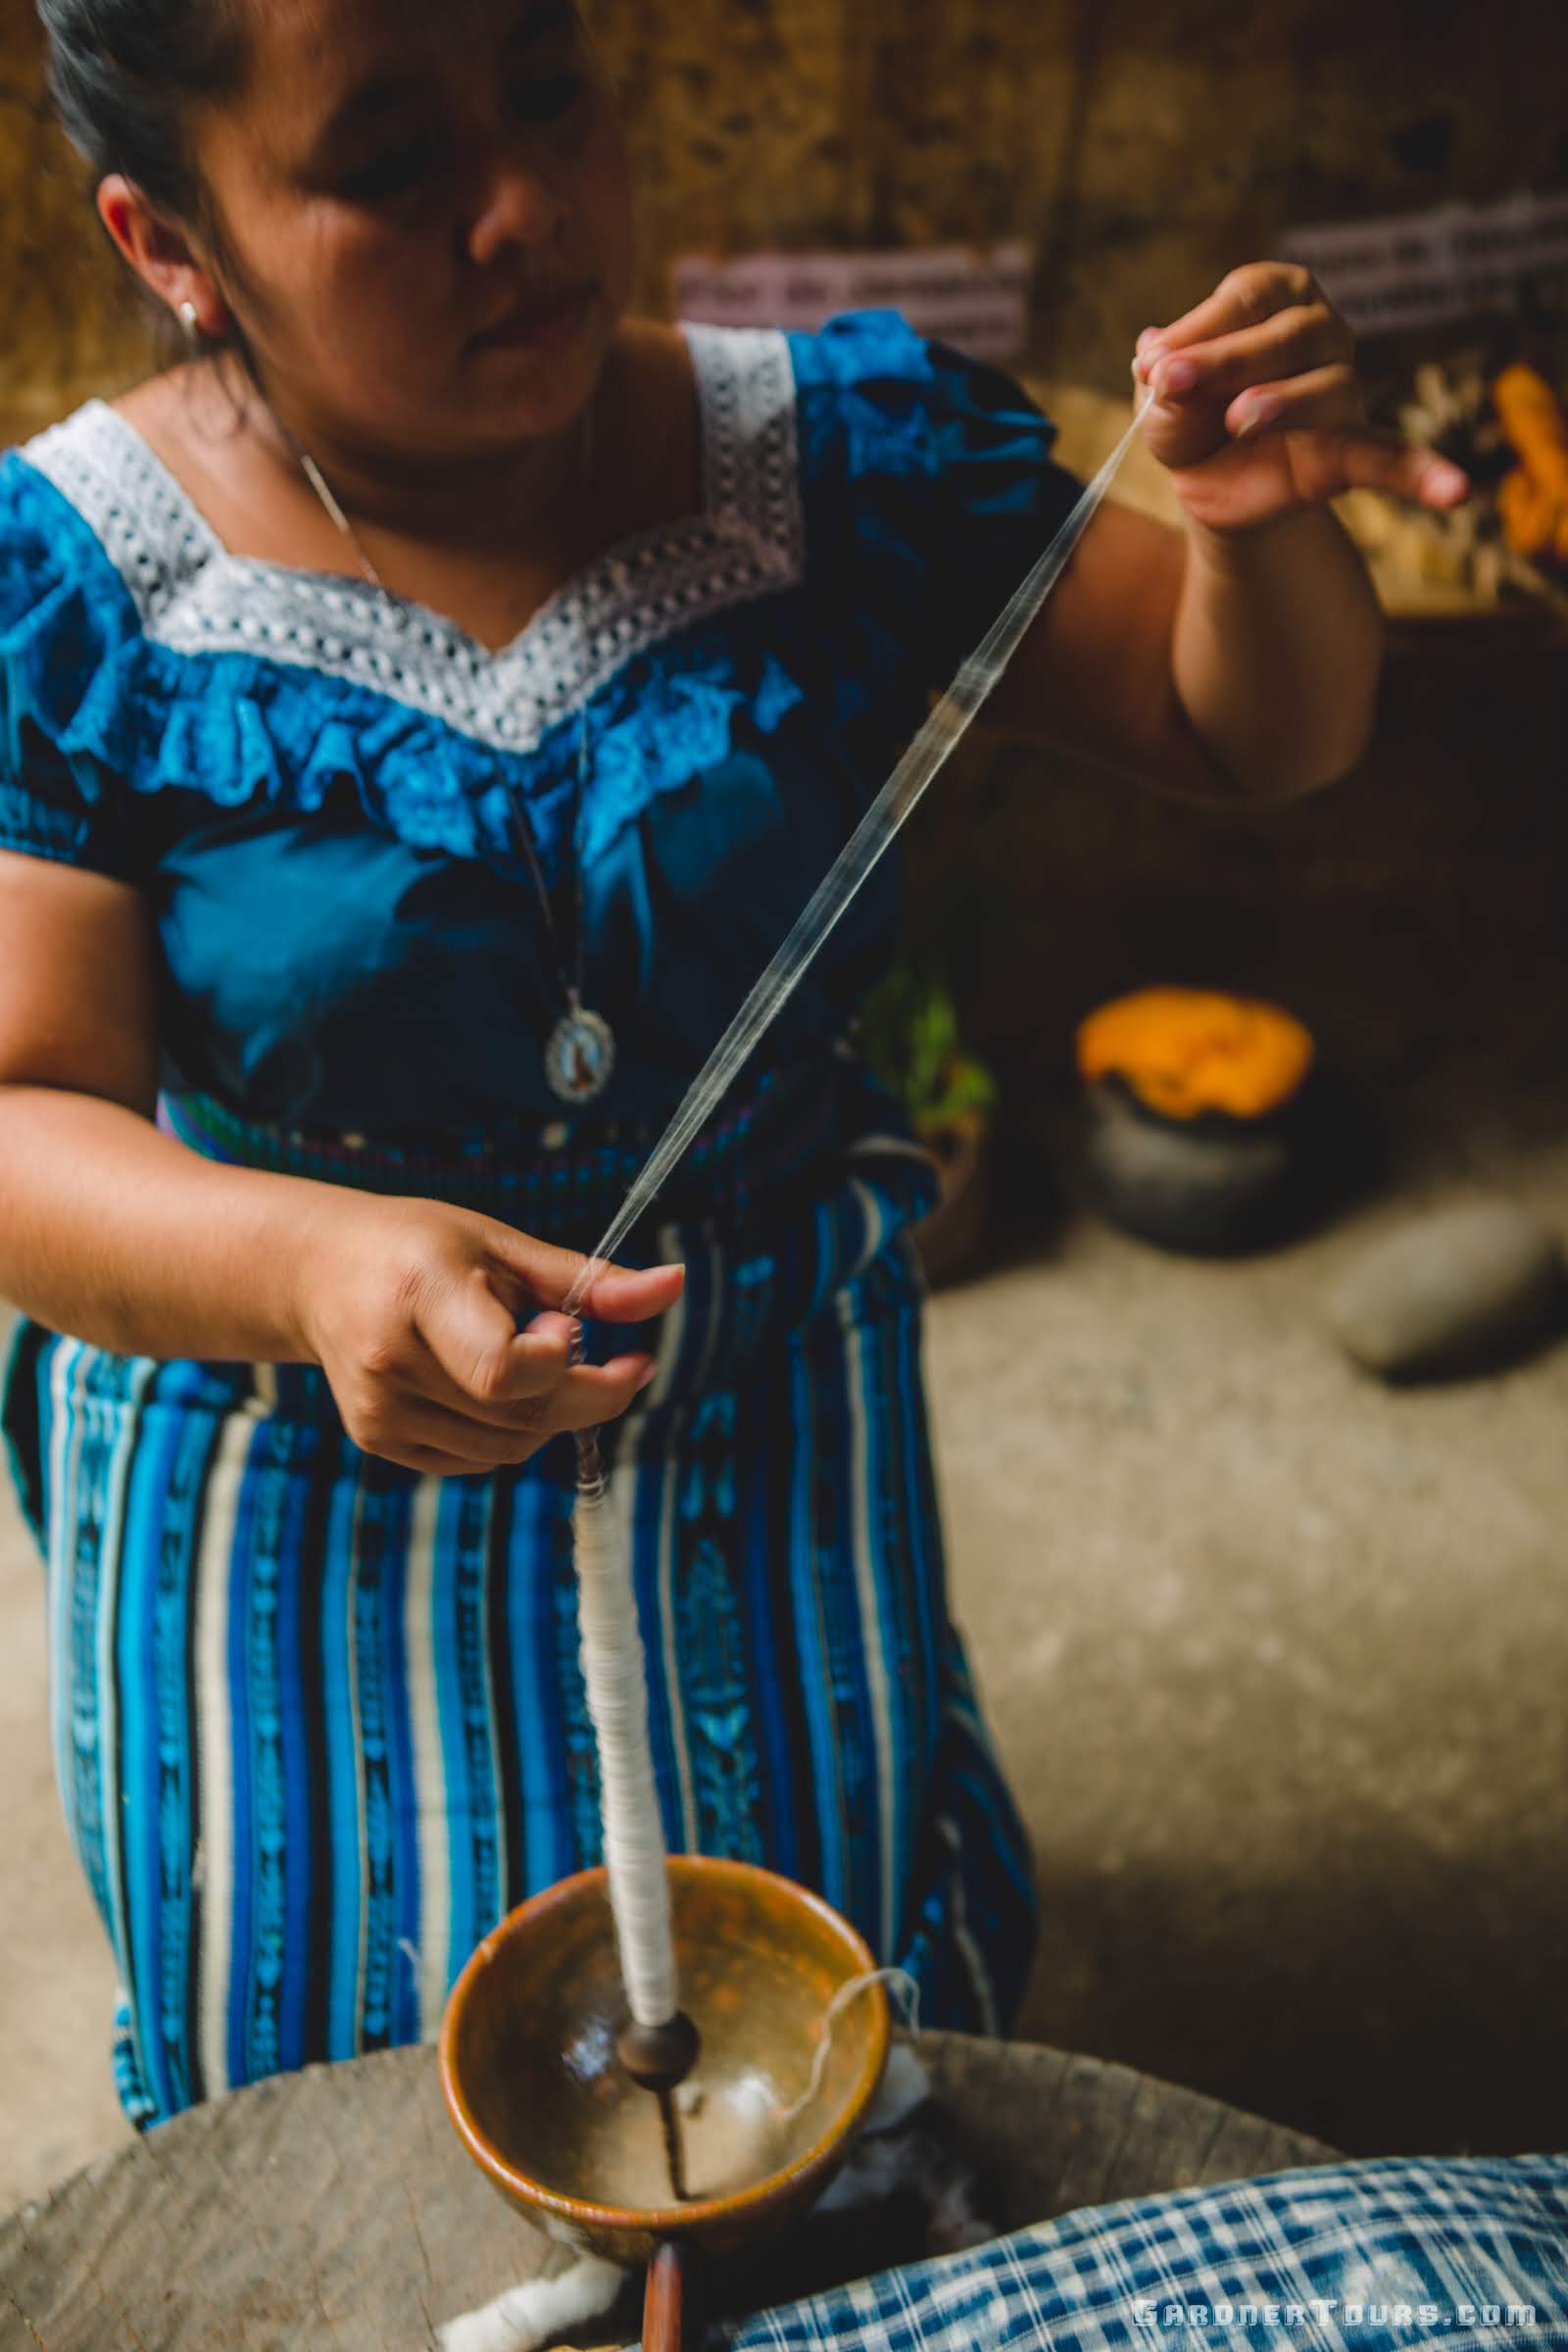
[1,1066,1036,2127]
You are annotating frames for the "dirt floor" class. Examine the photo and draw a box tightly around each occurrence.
[2,1060,1565,2213]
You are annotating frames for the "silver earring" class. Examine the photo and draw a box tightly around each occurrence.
[177,300,200,341]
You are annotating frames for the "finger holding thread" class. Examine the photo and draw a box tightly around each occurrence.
[1135,263,1356,476]
[417,1274,657,1415]
[529,1244,685,1324]
[1140,304,1350,412]
[1138,261,1327,368]
[1140,334,1353,474]
[1225,363,1363,439]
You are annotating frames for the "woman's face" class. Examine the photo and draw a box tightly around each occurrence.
[189,0,634,457]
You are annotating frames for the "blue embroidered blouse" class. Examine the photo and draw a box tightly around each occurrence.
[0,311,1079,1144]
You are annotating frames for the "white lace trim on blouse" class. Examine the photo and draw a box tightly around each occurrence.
[23,324,804,759]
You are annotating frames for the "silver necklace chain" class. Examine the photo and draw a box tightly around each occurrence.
[279,408,616,1106]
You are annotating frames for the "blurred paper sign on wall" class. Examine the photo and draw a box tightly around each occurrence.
[673,242,1033,364]
[1283,194,1568,336]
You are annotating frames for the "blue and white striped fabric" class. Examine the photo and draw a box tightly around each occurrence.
[1,1069,1037,2128]
[714,2157,1568,2351]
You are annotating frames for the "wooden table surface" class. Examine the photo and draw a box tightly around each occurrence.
[1,2033,1339,2350]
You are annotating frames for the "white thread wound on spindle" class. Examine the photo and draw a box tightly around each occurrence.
[570,1452,679,2028]
[558,390,1155,2038]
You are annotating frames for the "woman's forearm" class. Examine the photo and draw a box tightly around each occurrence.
[1172,505,1384,801]
[0,1086,333,1361]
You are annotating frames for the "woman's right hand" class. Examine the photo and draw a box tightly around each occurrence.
[287,1190,684,1477]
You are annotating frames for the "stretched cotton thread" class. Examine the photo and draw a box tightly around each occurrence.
[561,386,1155,1303]
[776,1967,922,2126]
[559,390,1154,2044]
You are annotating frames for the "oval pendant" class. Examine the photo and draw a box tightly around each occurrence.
[545,1005,616,1104]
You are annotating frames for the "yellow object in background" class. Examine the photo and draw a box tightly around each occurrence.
[1494,364,1568,564]
[1076,987,1316,1121]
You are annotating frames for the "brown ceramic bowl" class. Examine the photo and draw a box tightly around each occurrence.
[439,1857,891,2265]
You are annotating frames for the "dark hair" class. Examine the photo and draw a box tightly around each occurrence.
[37,0,246,223]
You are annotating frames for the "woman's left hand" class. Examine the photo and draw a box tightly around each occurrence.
[1134,262,1470,534]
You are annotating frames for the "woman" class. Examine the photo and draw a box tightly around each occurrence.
[0,0,1463,2126]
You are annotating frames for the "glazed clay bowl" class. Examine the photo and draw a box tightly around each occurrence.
[439,1857,890,2266]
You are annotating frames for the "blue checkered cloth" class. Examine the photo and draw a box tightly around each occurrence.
[711,2157,1568,2350]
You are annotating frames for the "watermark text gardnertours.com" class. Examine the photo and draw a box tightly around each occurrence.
[1134,2297,1538,2330]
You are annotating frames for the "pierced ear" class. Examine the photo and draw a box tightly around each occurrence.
[96,172,232,341]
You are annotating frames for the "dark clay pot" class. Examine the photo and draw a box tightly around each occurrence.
[1081,1067,1360,1256]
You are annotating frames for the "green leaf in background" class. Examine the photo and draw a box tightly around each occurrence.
[858,959,1000,1132]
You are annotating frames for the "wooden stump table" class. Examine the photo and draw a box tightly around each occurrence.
[1,2034,1338,2349]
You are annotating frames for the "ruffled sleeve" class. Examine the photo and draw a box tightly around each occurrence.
[790,309,1084,707]
[0,452,140,879]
